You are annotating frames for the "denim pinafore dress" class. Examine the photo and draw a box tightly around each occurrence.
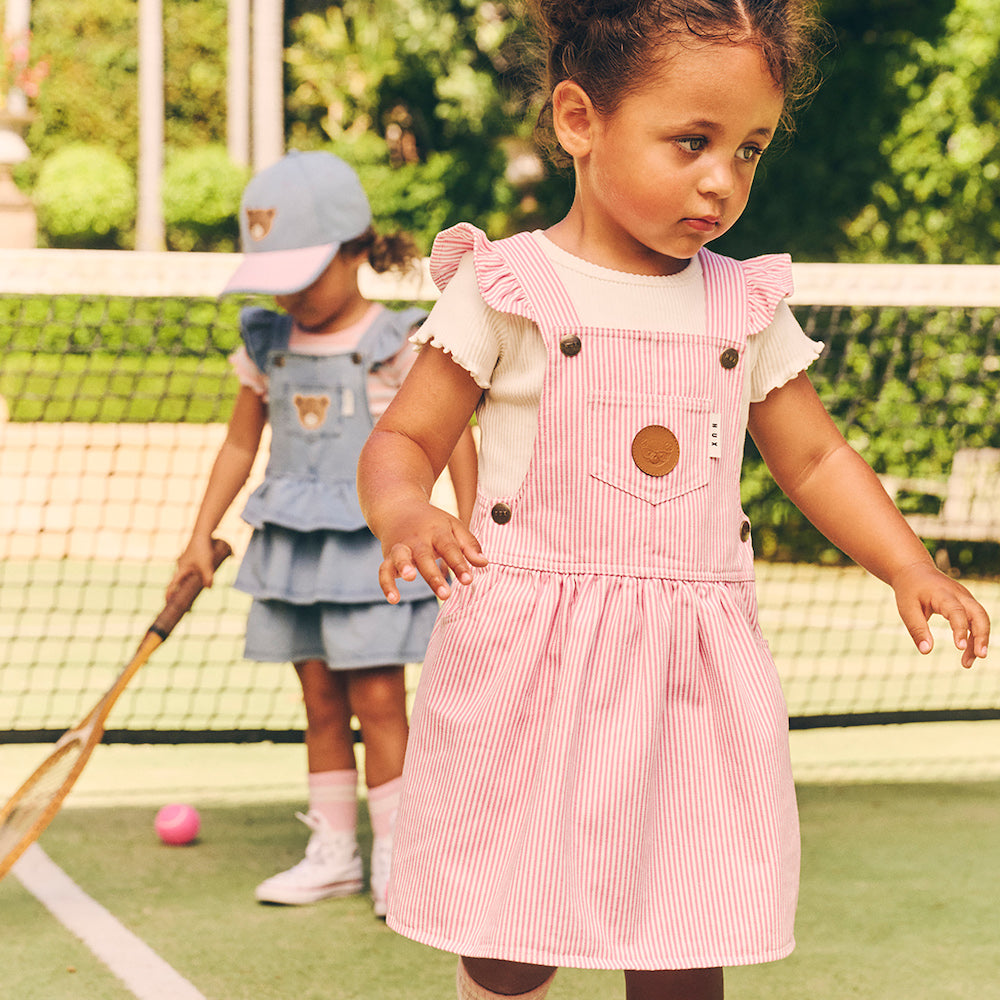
[234,306,439,668]
[387,226,800,969]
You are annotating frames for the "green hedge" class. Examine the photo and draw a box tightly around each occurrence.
[162,146,251,253]
[34,145,137,249]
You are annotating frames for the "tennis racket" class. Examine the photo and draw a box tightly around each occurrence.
[0,537,232,881]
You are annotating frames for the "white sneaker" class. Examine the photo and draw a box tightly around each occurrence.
[370,835,392,919]
[254,811,363,905]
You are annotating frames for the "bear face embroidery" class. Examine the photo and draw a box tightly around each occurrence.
[293,394,331,430]
[246,208,276,242]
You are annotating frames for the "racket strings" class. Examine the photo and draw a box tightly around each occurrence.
[0,739,86,868]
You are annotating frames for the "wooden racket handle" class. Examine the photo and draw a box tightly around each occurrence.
[151,537,232,640]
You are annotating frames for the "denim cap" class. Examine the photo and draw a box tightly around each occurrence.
[223,150,373,295]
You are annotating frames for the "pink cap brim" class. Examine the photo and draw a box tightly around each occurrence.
[221,244,339,295]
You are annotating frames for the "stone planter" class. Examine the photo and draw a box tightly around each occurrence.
[0,107,38,248]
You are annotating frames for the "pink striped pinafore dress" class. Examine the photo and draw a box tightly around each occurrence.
[387,226,800,971]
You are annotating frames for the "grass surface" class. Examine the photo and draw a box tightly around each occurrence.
[1,782,998,1000]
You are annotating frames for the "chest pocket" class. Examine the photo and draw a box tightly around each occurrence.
[587,391,714,505]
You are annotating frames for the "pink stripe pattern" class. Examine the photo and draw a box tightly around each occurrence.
[389,227,799,970]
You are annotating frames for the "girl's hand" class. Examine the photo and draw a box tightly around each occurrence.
[168,536,218,599]
[378,505,488,604]
[891,561,990,669]
[750,376,990,670]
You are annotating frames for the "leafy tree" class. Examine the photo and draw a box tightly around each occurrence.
[16,0,233,246]
[162,0,229,151]
[18,0,229,175]
[284,0,556,247]
[20,0,140,174]
[841,0,1000,262]
[714,0,960,262]
[17,0,998,262]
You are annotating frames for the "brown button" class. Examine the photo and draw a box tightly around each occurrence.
[491,502,512,524]
[631,425,680,477]
[720,348,740,369]
[273,354,285,367]
[740,520,751,542]
[559,334,582,357]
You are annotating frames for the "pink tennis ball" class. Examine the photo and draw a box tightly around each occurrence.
[155,803,201,845]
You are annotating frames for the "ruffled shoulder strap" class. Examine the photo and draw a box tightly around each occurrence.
[429,222,538,322]
[700,249,794,337]
[240,307,293,371]
[356,305,427,369]
[741,252,794,334]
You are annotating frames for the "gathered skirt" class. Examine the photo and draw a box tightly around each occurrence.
[386,565,800,970]
[235,522,434,605]
[236,522,438,668]
[243,595,439,669]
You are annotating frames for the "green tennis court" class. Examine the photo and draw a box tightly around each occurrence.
[3,254,1000,999]
[3,556,999,1000]
[1,756,998,1000]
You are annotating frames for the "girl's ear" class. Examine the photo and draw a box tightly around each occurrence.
[552,80,596,158]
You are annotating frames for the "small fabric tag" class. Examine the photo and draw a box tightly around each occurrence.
[341,387,355,417]
[708,412,721,458]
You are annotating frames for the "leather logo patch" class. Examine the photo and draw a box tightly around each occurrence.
[246,208,276,241]
[293,394,331,430]
[631,425,680,477]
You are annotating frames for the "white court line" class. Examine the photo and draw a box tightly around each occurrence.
[13,844,208,1000]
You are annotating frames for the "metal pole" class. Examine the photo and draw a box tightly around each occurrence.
[136,0,165,250]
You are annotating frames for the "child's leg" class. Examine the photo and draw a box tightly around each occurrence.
[345,664,408,917]
[623,968,724,1000]
[295,658,356,774]
[459,958,557,999]
[344,664,408,787]
[294,659,360,830]
[253,660,362,905]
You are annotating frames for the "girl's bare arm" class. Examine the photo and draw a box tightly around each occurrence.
[446,424,479,527]
[359,345,487,603]
[749,373,989,667]
[169,386,266,594]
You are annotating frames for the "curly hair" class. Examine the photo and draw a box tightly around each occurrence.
[529,0,826,164]
[340,227,422,275]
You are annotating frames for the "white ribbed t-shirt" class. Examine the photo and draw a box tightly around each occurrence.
[415,232,824,499]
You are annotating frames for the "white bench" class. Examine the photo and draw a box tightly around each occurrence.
[881,448,1000,567]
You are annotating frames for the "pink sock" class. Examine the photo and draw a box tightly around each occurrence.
[308,769,358,834]
[456,960,556,1000]
[367,776,403,841]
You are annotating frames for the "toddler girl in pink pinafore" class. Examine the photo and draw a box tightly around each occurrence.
[387,226,808,970]
[358,3,989,997]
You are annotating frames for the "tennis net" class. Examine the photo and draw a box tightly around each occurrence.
[1,249,998,746]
